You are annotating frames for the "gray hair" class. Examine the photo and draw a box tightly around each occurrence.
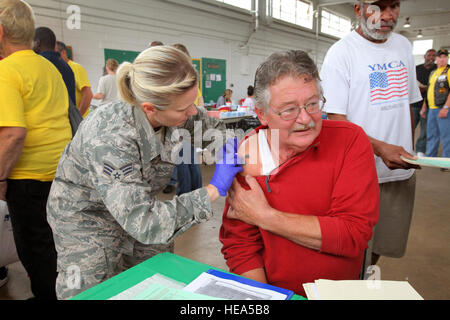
[254,50,322,112]
[56,40,66,52]
[0,0,36,46]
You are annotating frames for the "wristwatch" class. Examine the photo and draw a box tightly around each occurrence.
[444,105,449,110]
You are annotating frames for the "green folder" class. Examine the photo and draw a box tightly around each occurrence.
[71,252,306,300]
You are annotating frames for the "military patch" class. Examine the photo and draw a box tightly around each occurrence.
[103,162,134,181]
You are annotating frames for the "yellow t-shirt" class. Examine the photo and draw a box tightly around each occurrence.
[0,50,72,181]
[68,59,91,118]
[427,66,450,109]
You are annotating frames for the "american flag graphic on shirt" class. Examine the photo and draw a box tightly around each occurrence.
[369,67,408,103]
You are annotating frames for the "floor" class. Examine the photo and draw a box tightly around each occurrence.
[1,145,449,300]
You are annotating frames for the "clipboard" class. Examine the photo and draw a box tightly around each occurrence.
[183,269,294,300]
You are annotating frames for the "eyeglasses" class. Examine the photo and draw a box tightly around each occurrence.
[270,97,326,121]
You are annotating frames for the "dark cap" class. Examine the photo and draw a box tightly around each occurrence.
[437,49,449,56]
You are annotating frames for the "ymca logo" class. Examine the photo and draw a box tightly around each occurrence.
[368,61,408,103]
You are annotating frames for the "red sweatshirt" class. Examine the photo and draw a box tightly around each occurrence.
[220,120,379,297]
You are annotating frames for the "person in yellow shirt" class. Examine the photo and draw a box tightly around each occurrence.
[56,41,93,118]
[420,49,450,161]
[0,0,72,300]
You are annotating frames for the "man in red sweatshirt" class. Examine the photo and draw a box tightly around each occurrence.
[220,50,380,297]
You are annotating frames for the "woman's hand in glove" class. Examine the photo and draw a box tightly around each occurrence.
[208,138,244,196]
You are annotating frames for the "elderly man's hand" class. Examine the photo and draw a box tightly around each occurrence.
[226,176,273,227]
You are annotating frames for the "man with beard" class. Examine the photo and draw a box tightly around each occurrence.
[413,49,437,156]
[420,49,450,162]
[320,0,422,270]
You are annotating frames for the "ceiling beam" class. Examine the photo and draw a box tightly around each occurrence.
[397,13,450,31]
[317,0,354,5]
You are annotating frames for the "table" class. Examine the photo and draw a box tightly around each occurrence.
[71,252,306,300]
[219,115,253,124]
[220,115,257,131]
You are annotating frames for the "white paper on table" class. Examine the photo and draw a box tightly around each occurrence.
[303,279,423,300]
[132,283,224,300]
[216,74,221,81]
[109,273,186,300]
[302,283,321,300]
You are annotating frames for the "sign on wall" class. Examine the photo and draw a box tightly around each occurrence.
[201,58,226,104]
[104,48,140,65]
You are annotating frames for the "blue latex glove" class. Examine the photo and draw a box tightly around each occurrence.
[210,138,244,196]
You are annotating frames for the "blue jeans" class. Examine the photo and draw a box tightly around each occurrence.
[426,108,450,157]
[176,160,202,196]
[411,102,427,154]
[168,166,177,186]
[169,143,202,195]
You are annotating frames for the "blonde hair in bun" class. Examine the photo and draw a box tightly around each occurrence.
[116,45,197,110]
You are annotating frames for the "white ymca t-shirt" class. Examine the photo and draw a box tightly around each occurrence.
[97,74,119,105]
[321,31,422,184]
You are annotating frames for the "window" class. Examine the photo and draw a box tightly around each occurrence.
[413,39,433,56]
[270,0,313,29]
[321,9,351,38]
[215,0,252,11]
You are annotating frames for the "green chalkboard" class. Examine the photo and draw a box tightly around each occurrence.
[104,48,140,65]
[201,58,226,104]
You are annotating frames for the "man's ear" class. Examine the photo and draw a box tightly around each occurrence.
[255,107,268,126]
[32,39,40,52]
[354,3,362,20]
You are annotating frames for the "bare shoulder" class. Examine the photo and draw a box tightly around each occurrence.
[237,133,261,177]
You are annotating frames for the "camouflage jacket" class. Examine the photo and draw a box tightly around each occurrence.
[47,101,226,266]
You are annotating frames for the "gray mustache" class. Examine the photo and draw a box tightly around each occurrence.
[292,121,316,132]
[380,21,395,27]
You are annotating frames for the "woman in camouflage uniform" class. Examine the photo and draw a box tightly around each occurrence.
[46,46,242,299]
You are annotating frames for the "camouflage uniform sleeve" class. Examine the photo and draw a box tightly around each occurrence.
[86,132,213,245]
